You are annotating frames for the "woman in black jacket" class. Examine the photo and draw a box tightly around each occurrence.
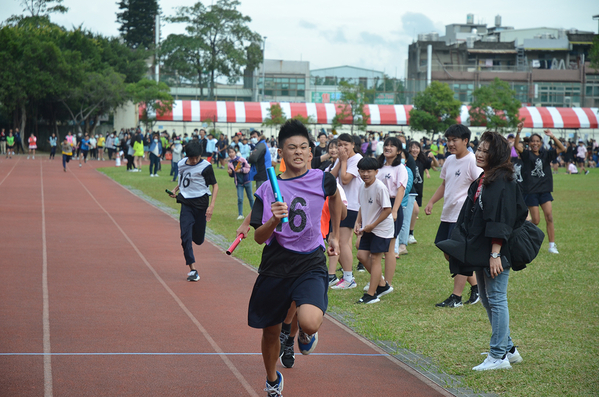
[437,131,528,371]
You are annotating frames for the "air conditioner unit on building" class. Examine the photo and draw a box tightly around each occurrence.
[564,97,571,108]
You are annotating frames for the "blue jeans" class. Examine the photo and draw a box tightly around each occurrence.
[396,193,416,252]
[149,153,160,175]
[475,268,514,359]
[236,183,254,216]
[171,160,179,180]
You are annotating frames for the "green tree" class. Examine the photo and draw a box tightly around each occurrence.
[331,80,370,134]
[60,69,129,135]
[167,0,261,100]
[127,78,173,131]
[261,103,287,133]
[590,35,599,70]
[374,75,406,104]
[469,78,522,132]
[159,33,210,98]
[0,19,68,134]
[409,81,461,136]
[20,0,68,17]
[116,0,159,50]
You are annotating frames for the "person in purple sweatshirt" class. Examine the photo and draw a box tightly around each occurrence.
[248,119,343,397]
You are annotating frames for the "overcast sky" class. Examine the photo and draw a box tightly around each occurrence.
[2,0,597,78]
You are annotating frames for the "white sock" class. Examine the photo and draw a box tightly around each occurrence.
[343,271,353,281]
[549,242,556,248]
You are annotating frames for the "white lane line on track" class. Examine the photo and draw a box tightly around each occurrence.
[41,162,54,397]
[0,157,20,187]
[69,170,259,397]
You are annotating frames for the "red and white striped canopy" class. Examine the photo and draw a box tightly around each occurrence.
[142,101,599,129]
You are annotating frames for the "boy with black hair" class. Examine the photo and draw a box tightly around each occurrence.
[425,124,482,308]
[168,140,219,281]
[248,119,342,397]
[355,157,394,304]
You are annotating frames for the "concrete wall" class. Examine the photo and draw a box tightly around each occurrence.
[114,101,139,131]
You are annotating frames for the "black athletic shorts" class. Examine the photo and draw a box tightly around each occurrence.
[248,268,328,329]
[340,209,358,229]
[358,231,392,254]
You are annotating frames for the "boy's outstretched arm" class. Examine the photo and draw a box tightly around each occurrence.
[327,188,342,256]
[206,183,218,222]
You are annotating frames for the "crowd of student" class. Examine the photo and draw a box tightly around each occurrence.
[2,120,588,395]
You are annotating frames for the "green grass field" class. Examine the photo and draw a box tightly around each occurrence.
[99,163,599,396]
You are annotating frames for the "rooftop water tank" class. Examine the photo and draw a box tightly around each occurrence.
[495,15,501,27]
[467,13,474,24]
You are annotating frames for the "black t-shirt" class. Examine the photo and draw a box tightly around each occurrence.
[405,155,417,194]
[250,172,337,278]
[314,145,327,159]
[413,157,432,197]
[176,165,217,210]
[520,149,557,194]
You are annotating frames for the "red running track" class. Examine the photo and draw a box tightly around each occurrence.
[0,157,452,397]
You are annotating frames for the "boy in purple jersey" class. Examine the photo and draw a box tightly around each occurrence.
[248,119,342,397]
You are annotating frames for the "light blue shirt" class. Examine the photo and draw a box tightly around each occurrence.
[238,143,251,159]
[206,138,217,153]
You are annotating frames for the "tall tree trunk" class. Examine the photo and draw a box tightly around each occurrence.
[20,103,27,135]
[89,114,100,136]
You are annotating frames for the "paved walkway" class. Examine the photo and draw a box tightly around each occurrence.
[0,157,453,396]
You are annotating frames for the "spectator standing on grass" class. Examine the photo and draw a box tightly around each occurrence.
[167,140,218,282]
[27,133,37,159]
[217,134,228,169]
[329,133,363,290]
[314,131,328,159]
[396,133,418,256]
[436,131,526,371]
[170,137,183,181]
[408,141,438,244]
[205,133,217,163]
[372,137,407,291]
[515,129,565,254]
[133,133,144,172]
[238,136,251,159]
[48,132,57,160]
[122,134,134,172]
[576,140,590,175]
[248,130,271,190]
[425,124,482,308]
[355,157,395,304]
[227,146,253,220]
[149,133,162,177]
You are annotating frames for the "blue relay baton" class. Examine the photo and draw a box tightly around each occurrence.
[266,167,288,223]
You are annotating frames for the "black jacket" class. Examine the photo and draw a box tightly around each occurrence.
[436,173,529,276]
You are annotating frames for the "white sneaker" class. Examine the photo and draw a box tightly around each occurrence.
[548,245,559,254]
[408,235,417,244]
[237,215,244,220]
[150,174,154,177]
[363,282,370,292]
[507,348,523,364]
[154,174,159,177]
[79,163,82,167]
[330,278,357,290]
[27,156,30,159]
[473,355,512,371]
